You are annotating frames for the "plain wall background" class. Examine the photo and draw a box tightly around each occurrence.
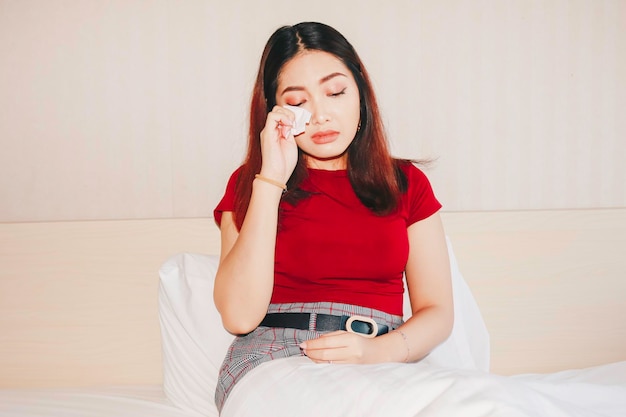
[1,0,624,222]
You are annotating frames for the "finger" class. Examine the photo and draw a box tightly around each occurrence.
[269,106,295,138]
[300,331,349,352]
[265,113,292,133]
[304,346,348,364]
[273,105,296,120]
[280,124,293,139]
[318,330,346,338]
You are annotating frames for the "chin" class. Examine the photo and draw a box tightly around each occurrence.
[301,141,352,157]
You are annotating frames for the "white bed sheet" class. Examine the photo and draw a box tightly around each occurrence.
[0,385,209,417]
[222,357,626,417]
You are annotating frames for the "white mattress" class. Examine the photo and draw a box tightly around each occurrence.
[0,385,208,417]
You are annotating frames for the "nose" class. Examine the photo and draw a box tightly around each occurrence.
[309,99,330,125]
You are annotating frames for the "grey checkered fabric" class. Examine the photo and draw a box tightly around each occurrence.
[215,301,403,412]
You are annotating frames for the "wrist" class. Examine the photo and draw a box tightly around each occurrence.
[370,331,409,363]
[373,329,411,363]
[254,174,287,192]
[393,329,410,362]
[258,168,288,183]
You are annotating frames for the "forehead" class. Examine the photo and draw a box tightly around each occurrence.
[277,50,354,88]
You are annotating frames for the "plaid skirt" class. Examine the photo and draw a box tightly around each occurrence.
[215,301,404,412]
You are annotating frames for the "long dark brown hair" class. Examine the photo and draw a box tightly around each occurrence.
[233,22,408,230]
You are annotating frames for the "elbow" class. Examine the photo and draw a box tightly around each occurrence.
[440,302,455,342]
[435,285,455,342]
[213,268,271,335]
[416,302,454,344]
[220,315,261,336]
[214,294,264,335]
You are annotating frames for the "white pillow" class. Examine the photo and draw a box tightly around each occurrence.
[159,253,232,417]
[158,238,490,416]
[413,237,490,371]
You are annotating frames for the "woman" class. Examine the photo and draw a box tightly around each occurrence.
[213,21,453,412]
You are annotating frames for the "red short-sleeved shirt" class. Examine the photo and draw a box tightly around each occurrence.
[214,162,441,316]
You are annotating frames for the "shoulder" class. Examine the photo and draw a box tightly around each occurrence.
[395,159,433,189]
[228,165,245,182]
[395,159,442,223]
[214,165,245,225]
[221,165,245,192]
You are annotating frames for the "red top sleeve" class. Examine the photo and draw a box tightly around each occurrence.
[402,162,442,225]
[213,167,241,226]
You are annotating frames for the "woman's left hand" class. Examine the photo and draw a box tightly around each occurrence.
[300,331,387,364]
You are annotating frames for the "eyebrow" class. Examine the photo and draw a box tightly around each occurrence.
[280,72,347,96]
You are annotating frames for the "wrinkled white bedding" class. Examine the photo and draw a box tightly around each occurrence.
[1,361,624,417]
[221,357,626,417]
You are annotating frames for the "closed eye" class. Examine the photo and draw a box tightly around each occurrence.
[330,88,347,97]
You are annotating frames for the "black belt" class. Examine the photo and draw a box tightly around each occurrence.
[259,312,389,338]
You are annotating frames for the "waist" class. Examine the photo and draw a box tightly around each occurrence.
[264,302,403,334]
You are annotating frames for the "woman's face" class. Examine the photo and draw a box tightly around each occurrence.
[275,50,361,170]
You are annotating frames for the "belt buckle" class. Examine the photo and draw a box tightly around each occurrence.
[345,315,378,338]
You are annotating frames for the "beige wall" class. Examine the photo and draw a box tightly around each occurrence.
[1,0,624,222]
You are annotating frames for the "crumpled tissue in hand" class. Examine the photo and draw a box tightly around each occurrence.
[283,105,311,136]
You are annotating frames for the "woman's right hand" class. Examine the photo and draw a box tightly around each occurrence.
[258,106,300,184]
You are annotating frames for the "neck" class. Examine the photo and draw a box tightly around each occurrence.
[304,154,347,170]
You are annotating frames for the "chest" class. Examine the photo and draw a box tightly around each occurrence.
[276,188,409,278]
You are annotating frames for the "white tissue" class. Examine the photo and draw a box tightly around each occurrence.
[283,105,311,136]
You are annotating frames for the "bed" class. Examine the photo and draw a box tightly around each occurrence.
[1,208,625,416]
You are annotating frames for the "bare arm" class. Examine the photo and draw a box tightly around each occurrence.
[213,185,282,334]
[213,106,298,335]
[391,211,454,361]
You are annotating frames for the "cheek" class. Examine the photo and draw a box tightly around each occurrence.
[348,94,361,121]
[294,135,309,150]
[348,99,361,130]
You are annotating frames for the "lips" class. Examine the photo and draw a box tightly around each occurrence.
[310,130,339,144]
